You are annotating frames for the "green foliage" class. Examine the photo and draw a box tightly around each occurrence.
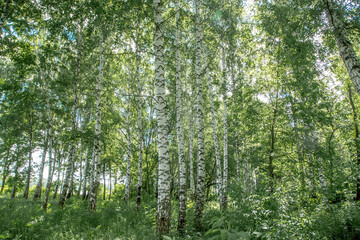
[0,195,158,240]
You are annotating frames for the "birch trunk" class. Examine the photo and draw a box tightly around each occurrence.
[195,0,206,230]
[23,122,33,199]
[43,139,54,209]
[43,71,55,208]
[33,48,49,200]
[59,29,81,206]
[346,84,360,200]
[1,149,10,193]
[53,151,63,199]
[243,140,248,192]
[33,133,48,199]
[124,106,132,203]
[204,45,222,198]
[78,153,83,196]
[175,0,187,232]
[82,146,92,200]
[154,0,171,234]
[67,159,75,199]
[324,0,360,95]
[89,28,105,211]
[235,132,240,182]
[220,47,228,211]
[11,145,20,198]
[136,30,144,210]
[187,80,195,200]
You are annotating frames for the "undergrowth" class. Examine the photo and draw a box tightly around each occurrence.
[1,186,360,239]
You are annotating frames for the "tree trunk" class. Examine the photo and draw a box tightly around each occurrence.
[33,48,49,200]
[53,151,63,199]
[195,0,206,231]
[324,0,360,95]
[1,149,10,193]
[33,133,48,199]
[11,145,20,198]
[124,106,132,203]
[43,139,54,209]
[59,30,81,206]
[221,46,228,211]
[23,123,33,199]
[176,0,187,232]
[67,160,75,199]
[235,132,240,182]
[346,84,360,200]
[268,88,279,193]
[78,153,83,196]
[109,162,112,200]
[154,0,171,235]
[89,28,105,211]
[204,45,222,199]
[82,146,91,200]
[136,29,144,211]
[187,81,195,201]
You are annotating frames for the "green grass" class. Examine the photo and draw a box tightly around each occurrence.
[1,187,360,240]
[0,195,158,240]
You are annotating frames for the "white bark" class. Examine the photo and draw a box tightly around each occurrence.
[220,46,228,210]
[33,45,48,200]
[187,87,195,200]
[195,0,206,231]
[89,28,105,211]
[124,107,132,203]
[203,45,222,198]
[235,132,240,182]
[53,151,63,199]
[136,31,144,210]
[59,29,81,207]
[175,0,187,231]
[154,0,171,234]
[324,0,360,95]
[43,71,55,209]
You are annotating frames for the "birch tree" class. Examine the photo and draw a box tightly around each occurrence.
[89,28,105,211]
[124,104,132,204]
[221,47,228,210]
[195,0,206,230]
[154,0,171,234]
[175,0,186,232]
[324,0,360,95]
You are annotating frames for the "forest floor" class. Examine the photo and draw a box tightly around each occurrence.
[1,188,360,239]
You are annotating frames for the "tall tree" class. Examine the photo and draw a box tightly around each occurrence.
[89,27,105,211]
[324,0,360,95]
[175,0,187,232]
[194,0,206,231]
[154,0,171,235]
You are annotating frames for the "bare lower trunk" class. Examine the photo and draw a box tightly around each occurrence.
[124,107,132,203]
[154,0,171,235]
[1,150,10,193]
[175,0,187,232]
[53,152,63,199]
[43,140,54,209]
[67,160,75,199]
[23,127,33,199]
[220,46,228,211]
[194,0,205,230]
[82,146,91,200]
[204,45,222,198]
[89,28,104,211]
[136,30,144,210]
[235,132,240,182]
[346,85,360,200]
[11,146,20,198]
